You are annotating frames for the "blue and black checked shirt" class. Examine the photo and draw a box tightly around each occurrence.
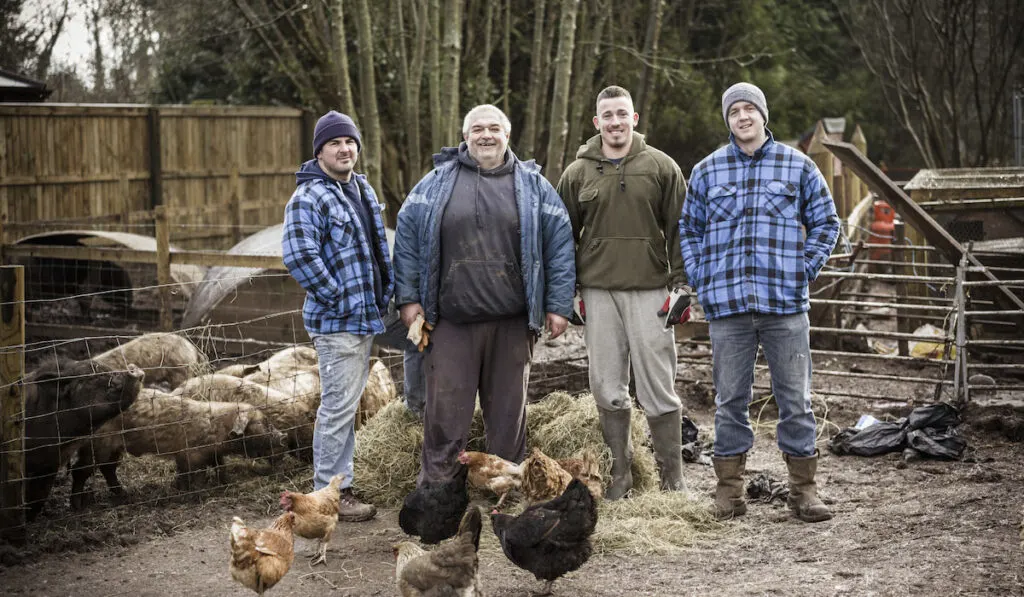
[679,131,840,321]
[282,161,394,336]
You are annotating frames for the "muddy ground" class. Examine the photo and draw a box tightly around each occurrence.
[2,326,1023,596]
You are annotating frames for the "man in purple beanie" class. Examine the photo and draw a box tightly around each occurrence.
[679,83,840,523]
[282,111,393,522]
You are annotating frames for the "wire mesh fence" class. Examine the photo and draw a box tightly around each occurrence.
[0,223,1021,548]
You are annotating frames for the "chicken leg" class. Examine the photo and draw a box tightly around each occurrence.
[309,531,332,566]
[531,580,555,596]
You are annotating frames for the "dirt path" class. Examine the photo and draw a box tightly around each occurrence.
[2,413,1021,597]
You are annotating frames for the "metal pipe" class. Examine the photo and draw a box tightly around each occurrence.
[818,270,954,284]
[813,298,951,312]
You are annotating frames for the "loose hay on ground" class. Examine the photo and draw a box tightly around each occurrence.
[353,400,424,507]
[593,491,721,555]
[354,392,659,509]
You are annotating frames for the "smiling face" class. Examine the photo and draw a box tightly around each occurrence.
[464,113,509,170]
[727,100,767,153]
[317,136,359,182]
[594,96,639,157]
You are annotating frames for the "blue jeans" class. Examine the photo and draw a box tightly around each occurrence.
[708,312,816,457]
[403,348,426,415]
[311,332,373,490]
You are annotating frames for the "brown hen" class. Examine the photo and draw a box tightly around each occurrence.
[457,450,523,508]
[393,506,483,597]
[557,449,603,502]
[521,447,573,504]
[229,512,296,596]
[280,473,344,565]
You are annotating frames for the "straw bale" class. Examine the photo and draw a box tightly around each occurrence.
[528,393,659,494]
[354,391,665,508]
[592,491,721,555]
[352,401,423,507]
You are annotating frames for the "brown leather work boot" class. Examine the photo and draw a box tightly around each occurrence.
[338,488,377,522]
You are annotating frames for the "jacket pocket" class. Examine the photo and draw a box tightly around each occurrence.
[328,215,355,246]
[763,180,799,220]
[582,237,668,287]
[579,187,600,203]
[438,260,527,322]
[707,183,739,223]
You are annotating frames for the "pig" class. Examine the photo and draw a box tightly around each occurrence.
[213,362,262,378]
[70,389,286,507]
[23,358,144,520]
[93,332,207,389]
[173,374,315,462]
[244,366,321,410]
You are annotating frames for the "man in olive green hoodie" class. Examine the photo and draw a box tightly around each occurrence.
[556,85,689,499]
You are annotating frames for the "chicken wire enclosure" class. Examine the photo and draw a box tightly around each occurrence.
[8,231,204,335]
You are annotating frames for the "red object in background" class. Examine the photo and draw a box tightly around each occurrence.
[868,200,895,261]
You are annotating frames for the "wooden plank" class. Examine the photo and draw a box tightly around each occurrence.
[155,206,173,331]
[3,245,157,263]
[148,108,162,209]
[0,265,25,544]
[0,173,151,187]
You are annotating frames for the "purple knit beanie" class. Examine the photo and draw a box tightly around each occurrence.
[313,111,361,156]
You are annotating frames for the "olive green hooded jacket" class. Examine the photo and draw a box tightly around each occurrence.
[556,132,687,290]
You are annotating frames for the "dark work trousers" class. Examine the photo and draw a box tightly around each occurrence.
[418,315,534,483]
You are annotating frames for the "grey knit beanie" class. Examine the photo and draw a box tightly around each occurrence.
[313,111,361,156]
[721,82,768,127]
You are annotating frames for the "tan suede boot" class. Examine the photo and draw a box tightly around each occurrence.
[338,488,377,522]
[647,409,686,491]
[598,407,634,500]
[784,451,833,523]
[712,454,747,520]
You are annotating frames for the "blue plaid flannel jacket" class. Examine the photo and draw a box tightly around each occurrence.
[679,131,840,321]
[282,161,394,336]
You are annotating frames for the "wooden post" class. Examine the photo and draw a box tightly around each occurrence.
[893,219,910,356]
[808,122,834,196]
[147,107,163,209]
[843,162,860,220]
[300,111,316,162]
[230,167,243,245]
[119,173,130,229]
[851,125,869,202]
[0,265,25,545]
[154,206,173,332]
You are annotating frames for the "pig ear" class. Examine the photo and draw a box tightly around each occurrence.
[230,410,251,437]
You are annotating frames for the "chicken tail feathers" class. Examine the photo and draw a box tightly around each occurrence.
[458,506,483,551]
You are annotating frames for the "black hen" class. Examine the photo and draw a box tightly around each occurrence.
[490,478,598,596]
[399,465,470,544]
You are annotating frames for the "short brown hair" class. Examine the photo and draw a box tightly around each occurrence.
[596,86,633,110]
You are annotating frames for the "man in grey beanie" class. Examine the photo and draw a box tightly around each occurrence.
[282,110,393,528]
[678,82,840,523]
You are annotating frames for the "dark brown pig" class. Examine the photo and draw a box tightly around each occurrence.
[23,358,144,520]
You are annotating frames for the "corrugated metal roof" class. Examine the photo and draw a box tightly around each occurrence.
[14,230,206,291]
[181,224,395,328]
[905,168,1024,191]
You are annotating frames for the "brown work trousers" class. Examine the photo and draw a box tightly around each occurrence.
[418,315,534,483]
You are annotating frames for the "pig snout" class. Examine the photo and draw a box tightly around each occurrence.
[126,363,145,380]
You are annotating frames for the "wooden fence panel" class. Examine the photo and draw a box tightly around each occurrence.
[0,104,302,250]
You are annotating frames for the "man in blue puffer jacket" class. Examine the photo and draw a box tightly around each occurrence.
[282,111,393,522]
[394,104,576,483]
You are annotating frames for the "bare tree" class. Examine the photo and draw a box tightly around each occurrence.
[634,0,664,134]
[544,0,580,183]
[838,0,1024,167]
[564,0,610,168]
[354,0,383,200]
[440,0,463,143]
[332,0,356,116]
[520,0,548,158]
